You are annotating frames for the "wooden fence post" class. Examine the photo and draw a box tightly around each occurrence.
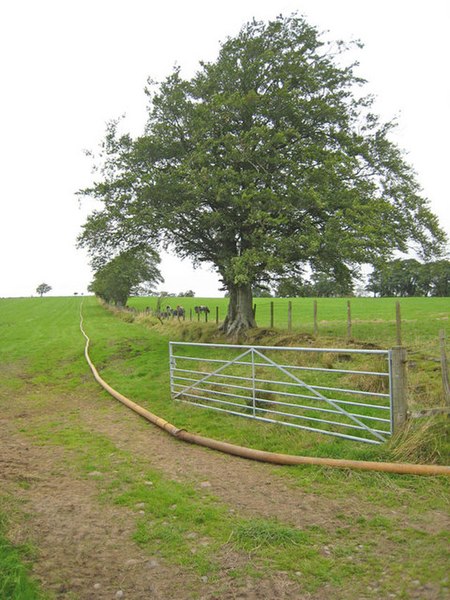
[216,306,219,325]
[313,300,318,336]
[288,301,292,331]
[391,346,408,432]
[347,300,352,340]
[396,301,402,346]
[270,301,274,328]
[439,330,450,406]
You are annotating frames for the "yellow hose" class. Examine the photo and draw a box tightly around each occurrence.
[80,307,450,477]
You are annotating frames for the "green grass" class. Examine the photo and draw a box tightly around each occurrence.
[0,538,46,600]
[0,297,88,391]
[0,497,47,600]
[128,295,450,351]
[76,298,448,462]
[1,296,447,465]
[0,295,449,598]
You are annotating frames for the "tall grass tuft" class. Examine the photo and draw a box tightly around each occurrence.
[388,415,449,464]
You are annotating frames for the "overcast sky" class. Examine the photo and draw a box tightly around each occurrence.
[1,0,448,298]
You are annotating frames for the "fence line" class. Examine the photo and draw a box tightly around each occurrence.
[135,298,448,408]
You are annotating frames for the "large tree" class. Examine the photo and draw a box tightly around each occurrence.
[88,247,163,307]
[78,14,446,334]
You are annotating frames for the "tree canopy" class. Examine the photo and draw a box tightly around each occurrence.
[36,283,52,297]
[77,14,446,334]
[367,259,450,297]
[88,247,163,306]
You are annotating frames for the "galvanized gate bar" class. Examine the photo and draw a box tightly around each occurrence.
[171,347,253,399]
[250,348,388,442]
[169,342,392,444]
[170,341,389,354]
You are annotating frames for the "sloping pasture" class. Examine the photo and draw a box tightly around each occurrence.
[129,295,449,349]
[0,296,449,599]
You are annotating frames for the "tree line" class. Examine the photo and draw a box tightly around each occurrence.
[255,259,450,298]
[367,259,450,297]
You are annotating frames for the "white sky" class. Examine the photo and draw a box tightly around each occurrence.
[1,0,448,298]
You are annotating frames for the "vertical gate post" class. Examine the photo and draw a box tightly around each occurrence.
[439,330,450,406]
[169,342,175,397]
[391,346,408,432]
[313,300,318,336]
[396,301,402,346]
[347,300,352,340]
[251,348,256,417]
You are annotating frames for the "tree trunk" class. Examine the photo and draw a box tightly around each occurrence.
[221,283,256,337]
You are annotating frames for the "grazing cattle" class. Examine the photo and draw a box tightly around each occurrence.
[157,305,172,319]
[172,305,185,319]
[194,305,210,321]
[194,305,210,315]
[157,305,186,321]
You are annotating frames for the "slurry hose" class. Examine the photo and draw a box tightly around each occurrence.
[80,309,450,477]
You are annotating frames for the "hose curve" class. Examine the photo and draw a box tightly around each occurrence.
[80,303,450,477]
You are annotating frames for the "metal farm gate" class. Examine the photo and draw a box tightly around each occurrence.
[169,342,398,445]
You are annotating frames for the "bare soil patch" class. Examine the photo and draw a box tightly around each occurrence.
[0,386,320,599]
[1,380,448,599]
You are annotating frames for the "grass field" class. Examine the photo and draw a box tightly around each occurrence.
[128,295,449,350]
[128,294,450,410]
[0,296,449,598]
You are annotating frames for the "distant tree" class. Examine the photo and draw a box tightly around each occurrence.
[311,271,354,297]
[367,258,450,297]
[367,262,394,297]
[36,283,52,297]
[275,276,311,297]
[78,14,446,334]
[158,290,176,298]
[252,285,272,298]
[275,269,353,297]
[88,247,163,306]
[420,260,450,296]
[179,290,195,297]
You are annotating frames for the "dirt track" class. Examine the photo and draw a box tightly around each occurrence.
[1,378,448,599]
